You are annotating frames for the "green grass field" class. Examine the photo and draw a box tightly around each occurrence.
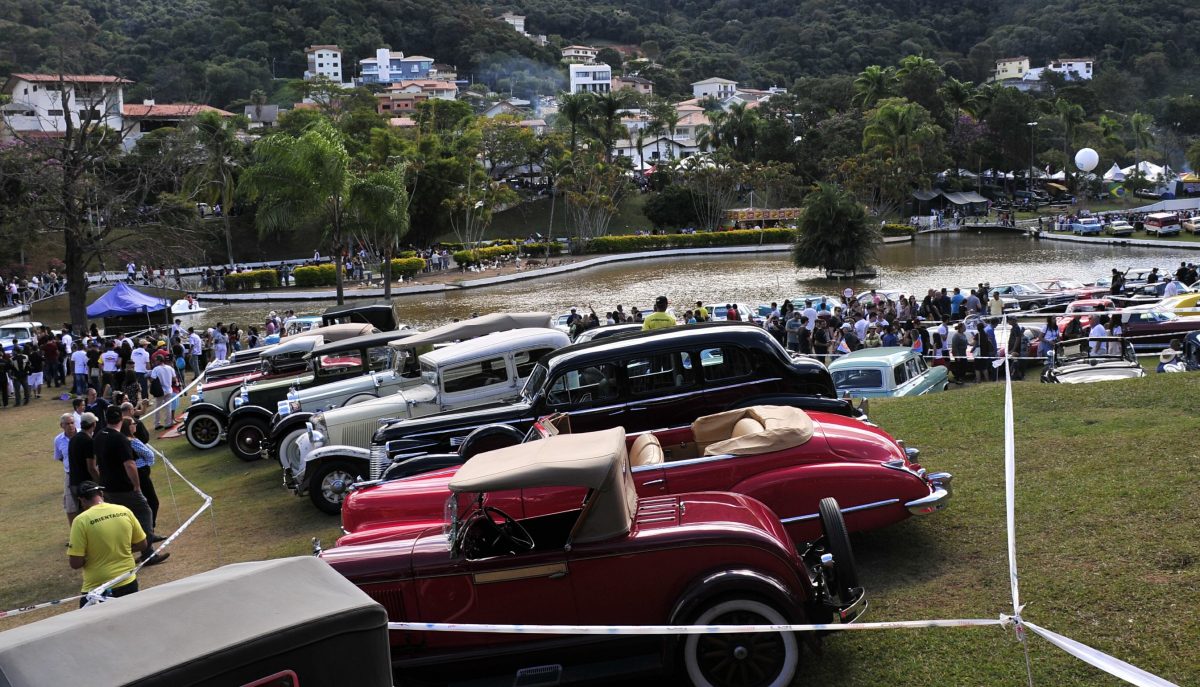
[0,374,1196,685]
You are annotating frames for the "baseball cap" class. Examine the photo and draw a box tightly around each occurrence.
[655,295,669,308]
[77,481,104,497]
[840,323,851,330]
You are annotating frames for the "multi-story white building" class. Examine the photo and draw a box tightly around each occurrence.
[568,64,611,94]
[691,77,737,100]
[561,45,599,64]
[0,73,128,141]
[358,49,435,85]
[304,45,343,82]
[1047,58,1094,81]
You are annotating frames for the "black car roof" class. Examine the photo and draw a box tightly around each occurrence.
[543,322,791,372]
[312,330,415,354]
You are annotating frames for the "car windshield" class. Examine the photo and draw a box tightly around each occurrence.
[0,327,29,340]
[832,368,884,389]
[520,362,549,403]
[1139,310,1178,322]
[1055,279,1085,289]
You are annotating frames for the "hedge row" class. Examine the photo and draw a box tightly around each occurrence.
[222,269,279,290]
[453,242,563,267]
[584,228,797,253]
[292,264,338,287]
[388,257,426,279]
[881,223,917,236]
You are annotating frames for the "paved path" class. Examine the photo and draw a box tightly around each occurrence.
[1034,231,1200,250]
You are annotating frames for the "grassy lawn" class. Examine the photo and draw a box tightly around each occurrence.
[1,376,1197,685]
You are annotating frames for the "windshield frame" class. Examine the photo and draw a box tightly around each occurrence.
[520,362,549,403]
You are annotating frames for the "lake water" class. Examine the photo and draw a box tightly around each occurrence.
[24,233,1196,331]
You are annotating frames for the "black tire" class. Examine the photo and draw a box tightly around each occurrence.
[818,497,859,605]
[683,598,798,687]
[185,412,224,451]
[229,418,269,462]
[309,460,362,515]
[457,424,525,461]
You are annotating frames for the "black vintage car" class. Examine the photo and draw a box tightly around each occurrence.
[322,301,399,331]
[361,323,855,481]
[215,331,414,460]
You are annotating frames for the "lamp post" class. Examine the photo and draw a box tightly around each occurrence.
[1026,121,1038,194]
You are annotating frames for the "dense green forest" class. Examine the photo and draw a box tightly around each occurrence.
[2,0,1198,106]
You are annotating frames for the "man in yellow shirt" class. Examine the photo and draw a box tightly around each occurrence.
[642,296,677,331]
[67,481,147,606]
[694,301,709,322]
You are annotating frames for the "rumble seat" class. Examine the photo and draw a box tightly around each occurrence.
[692,405,815,457]
[629,433,664,467]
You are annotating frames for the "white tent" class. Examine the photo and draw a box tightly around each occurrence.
[1048,170,1066,180]
[1120,161,1171,182]
[1103,163,1125,182]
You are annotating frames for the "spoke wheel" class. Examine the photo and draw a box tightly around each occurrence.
[309,460,359,515]
[684,599,797,687]
[230,419,267,462]
[185,414,223,450]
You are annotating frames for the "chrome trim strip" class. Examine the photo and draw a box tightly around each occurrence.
[473,562,568,585]
[780,498,900,524]
[905,488,950,515]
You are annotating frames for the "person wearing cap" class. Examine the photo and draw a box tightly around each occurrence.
[864,323,882,348]
[642,296,677,331]
[67,481,147,605]
[840,322,861,352]
[1156,348,1182,373]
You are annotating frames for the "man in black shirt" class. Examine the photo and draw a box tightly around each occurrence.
[93,406,168,565]
[68,412,99,492]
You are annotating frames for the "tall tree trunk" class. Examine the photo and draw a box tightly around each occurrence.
[222,213,235,264]
[332,204,345,305]
[64,229,89,332]
[546,188,556,263]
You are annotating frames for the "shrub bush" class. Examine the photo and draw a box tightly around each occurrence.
[387,257,426,279]
[585,228,796,253]
[292,264,337,287]
[881,223,916,237]
[221,269,278,291]
[452,243,562,267]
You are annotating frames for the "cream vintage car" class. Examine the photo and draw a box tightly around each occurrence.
[275,326,569,513]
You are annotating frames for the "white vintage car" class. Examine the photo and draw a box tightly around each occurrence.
[275,326,569,513]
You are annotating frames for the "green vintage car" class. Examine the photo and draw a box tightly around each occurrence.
[828,346,950,398]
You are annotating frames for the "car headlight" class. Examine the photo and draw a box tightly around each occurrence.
[190,394,202,403]
[277,399,291,416]
[233,396,245,408]
[289,400,302,413]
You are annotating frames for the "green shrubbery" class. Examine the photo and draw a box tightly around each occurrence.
[452,243,563,267]
[585,228,797,253]
[221,268,279,290]
[881,223,916,237]
[388,257,426,279]
[292,264,338,287]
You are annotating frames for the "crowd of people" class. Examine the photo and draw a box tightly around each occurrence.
[4,270,65,307]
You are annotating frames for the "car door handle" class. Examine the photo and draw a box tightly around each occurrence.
[642,478,664,486]
[628,407,647,412]
[548,571,568,580]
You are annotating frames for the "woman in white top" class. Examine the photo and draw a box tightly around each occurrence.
[1107,315,1124,356]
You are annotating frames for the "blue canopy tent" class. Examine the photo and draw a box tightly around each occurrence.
[87,283,171,332]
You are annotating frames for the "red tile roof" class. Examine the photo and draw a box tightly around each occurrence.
[122,103,233,119]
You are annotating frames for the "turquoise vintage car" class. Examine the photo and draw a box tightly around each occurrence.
[828,347,950,398]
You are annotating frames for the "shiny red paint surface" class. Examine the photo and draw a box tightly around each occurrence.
[1056,298,1116,334]
[339,411,935,547]
[322,492,810,654]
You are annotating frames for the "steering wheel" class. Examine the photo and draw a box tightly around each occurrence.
[483,506,535,554]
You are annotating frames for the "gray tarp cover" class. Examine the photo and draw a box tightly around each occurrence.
[395,312,552,348]
[0,557,381,687]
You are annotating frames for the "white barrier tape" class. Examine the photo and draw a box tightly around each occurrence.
[386,617,1007,635]
[142,373,204,422]
[2,443,213,617]
[1001,315,1023,623]
[1024,622,1181,687]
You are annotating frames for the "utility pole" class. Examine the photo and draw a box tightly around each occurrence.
[1027,121,1038,193]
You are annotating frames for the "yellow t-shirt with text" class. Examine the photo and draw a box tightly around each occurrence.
[642,311,678,330]
[67,502,145,592]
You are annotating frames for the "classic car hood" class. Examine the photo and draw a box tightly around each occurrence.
[374,400,535,444]
[810,411,907,464]
[294,370,397,403]
[247,373,315,394]
[340,466,462,539]
[322,384,439,426]
[321,529,428,583]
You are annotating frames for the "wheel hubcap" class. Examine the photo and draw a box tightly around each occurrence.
[192,418,219,443]
[322,471,353,503]
[696,610,785,687]
[237,428,262,452]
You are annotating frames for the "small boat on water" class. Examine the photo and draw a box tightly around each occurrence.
[824,267,879,280]
[171,297,207,316]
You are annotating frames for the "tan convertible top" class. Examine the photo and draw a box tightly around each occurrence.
[693,405,815,456]
[392,312,552,348]
[449,427,637,544]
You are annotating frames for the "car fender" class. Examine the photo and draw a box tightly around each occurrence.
[299,445,372,489]
[666,568,814,655]
[228,404,274,426]
[731,463,926,540]
[271,411,314,442]
[185,402,227,422]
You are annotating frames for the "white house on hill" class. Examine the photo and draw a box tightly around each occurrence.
[568,64,611,94]
[691,77,737,99]
[1,73,129,141]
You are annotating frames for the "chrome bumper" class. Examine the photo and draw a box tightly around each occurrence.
[905,472,953,515]
[837,587,868,624]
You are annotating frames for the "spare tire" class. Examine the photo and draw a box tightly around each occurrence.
[456,424,526,461]
[818,497,859,605]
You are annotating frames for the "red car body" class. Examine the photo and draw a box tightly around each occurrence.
[1056,298,1116,335]
[1035,279,1109,301]
[322,426,866,685]
[338,411,950,548]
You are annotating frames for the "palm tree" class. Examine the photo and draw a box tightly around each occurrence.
[1055,99,1085,184]
[542,154,571,263]
[722,101,759,162]
[940,77,979,118]
[634,127,648,172]
[1129,112,1155,153]
[249,89,268,124]
[1098,114,1123,146]
[184,110,241,262]
[793,182,879,272]
[240,119,354,304]
[651,102,681,159]
[696,110,727,152]
[587,91,627,162]
[862,100,922,159]
[349,164,410,300]
[852,65,896,109]
[558,92,592,154]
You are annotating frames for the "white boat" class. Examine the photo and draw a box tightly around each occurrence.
[171,298,207,316]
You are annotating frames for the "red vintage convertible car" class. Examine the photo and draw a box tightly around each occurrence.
[321,425,866,687]
[338,405,952,548]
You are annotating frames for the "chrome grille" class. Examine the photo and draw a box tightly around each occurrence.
[369,443,388,480]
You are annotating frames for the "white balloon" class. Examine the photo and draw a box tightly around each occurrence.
[1074,148,1099,172]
